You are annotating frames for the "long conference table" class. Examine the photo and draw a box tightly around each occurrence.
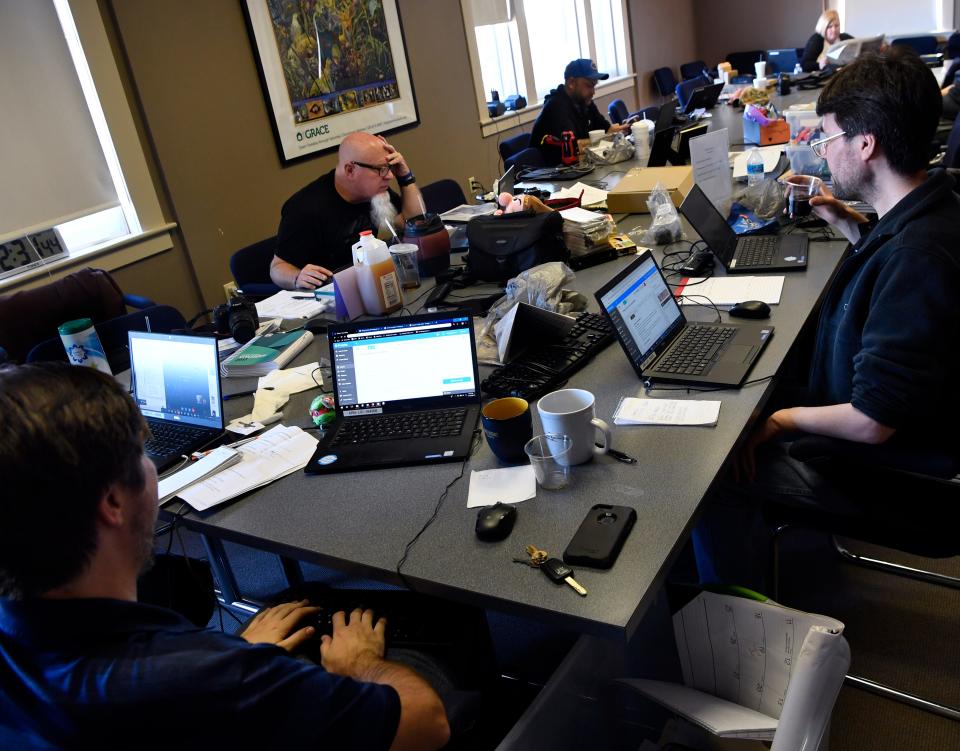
[160,89,847,659]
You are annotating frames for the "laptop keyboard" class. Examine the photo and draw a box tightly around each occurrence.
[656,325,736,375]
[735,235,777,266]
[330,408,467,446]
[144,420,209,457]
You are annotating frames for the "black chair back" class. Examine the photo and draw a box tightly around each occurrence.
[608,99,630,124]
[890,35,938,55]
[637,105,660,122]
[652,67,677,97]
[498,133,531,164]
[505,147,544,171]
[679,60,708,80]
[945,118,960,169]
[726,50,765,75]
[230,237,281,299]
[420,179,467,215]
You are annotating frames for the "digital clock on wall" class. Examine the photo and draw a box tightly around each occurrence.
[0,229,68,282]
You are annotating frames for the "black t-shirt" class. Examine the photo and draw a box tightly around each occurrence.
[276,170,401,271]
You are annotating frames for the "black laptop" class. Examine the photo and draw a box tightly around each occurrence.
[682,82,724,114]
[595,251,773,387]
[305,311,482,474]
[680,184,808,273]
[129,330,226,471]
[647,103,680,167]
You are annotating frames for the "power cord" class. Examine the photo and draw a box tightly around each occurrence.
[641,374,775,394]
[394,428,483,590]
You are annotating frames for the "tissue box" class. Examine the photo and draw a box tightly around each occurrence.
[743,116,789,146]
[606,166,695,214]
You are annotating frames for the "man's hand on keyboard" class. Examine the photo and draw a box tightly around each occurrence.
[319,607,386,678]
[240,599,320,651]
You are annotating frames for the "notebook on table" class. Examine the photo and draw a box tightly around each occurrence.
[305,311,482,474]
[680,184,808,273]
[129,331,225,472]
[595,251,773,387]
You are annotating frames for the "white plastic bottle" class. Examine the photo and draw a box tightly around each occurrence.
[746,148,764,187]
[352,231,402,315]
[793,62,803,75]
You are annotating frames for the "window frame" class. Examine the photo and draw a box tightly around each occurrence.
[461,0,635,138]
[0,0,176,293]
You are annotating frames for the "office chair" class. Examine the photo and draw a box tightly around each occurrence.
[890,35,939,55]
[726,50,765,76]
[26,304,188,373]
[420,178,467,215]
[608,98,630,124]
[0,267,154,363]
[504,146,544,171]
[652,67,677,99]
[498,132,531,168]
[637,104,660,122]
[229,236,281,300]
[764,434,960,721]
[616,587,849,750]
[679,60,708,81]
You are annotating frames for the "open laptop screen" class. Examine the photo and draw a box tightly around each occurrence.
[129,331,223,430]
[330,314,479,417]
[597,252,684,371]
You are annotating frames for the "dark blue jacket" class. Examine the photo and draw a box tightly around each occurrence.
[808,170,960,458]
[530,85,610,165]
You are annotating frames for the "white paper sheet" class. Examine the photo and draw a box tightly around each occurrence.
[467,465,536,508]
[550,181,608,206]
[689,128,732,205]
[559,206,607,224]
[614,398,721,426]
[157,446,240,504]
[731,145,784,178]
[674,276,784,306]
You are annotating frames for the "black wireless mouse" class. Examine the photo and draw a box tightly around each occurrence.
[728,300,771,319]
[475,503,517,542]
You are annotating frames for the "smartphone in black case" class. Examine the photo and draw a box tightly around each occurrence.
[563,504,637,569]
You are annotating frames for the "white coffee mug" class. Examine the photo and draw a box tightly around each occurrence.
[537,388,612,465]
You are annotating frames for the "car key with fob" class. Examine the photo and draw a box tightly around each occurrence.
[563,503,637,569]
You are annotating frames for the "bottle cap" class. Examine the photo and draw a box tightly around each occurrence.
[58,318,94,336]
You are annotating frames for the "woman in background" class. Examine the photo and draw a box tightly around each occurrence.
[940,33,960,122]
[800,10,853,72]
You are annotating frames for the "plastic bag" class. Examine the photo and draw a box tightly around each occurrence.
[479,262,586,342]
[629,183,684,245]
[586,133,635,165]
[737,177,784,220]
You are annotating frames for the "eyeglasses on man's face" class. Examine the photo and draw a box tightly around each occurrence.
[352,161,392,178]
[810,130,846,158]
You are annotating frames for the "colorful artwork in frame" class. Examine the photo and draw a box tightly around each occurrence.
[242,0,419,164]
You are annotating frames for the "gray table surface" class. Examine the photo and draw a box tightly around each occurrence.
[163,89,846,642]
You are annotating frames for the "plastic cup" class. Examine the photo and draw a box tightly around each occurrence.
[524,433,572,490]
[755,61,767,78]
[389,243,421,289]
[784,174,823,218]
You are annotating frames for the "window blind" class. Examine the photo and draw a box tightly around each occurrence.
[0,0,118,241]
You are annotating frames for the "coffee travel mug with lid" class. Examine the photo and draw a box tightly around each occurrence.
[58,318,112,374]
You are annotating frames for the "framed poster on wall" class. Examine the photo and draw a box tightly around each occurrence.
[242,0,419,165]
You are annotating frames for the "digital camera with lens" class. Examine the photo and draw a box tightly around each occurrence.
[212,294,259,343]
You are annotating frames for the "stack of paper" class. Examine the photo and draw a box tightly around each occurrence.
[559,207,615,255]
[220,329,314,377]
[674,275,784,306]
[550,181,608,207]
[614,398,721,426]
[157,446,241,504]
[255,288,335,322]
[175,425,319,511]
[439,203,497,222]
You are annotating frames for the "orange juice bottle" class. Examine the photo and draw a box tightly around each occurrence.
[352,231,402,315]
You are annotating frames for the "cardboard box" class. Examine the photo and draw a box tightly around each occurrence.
[606,166,695,214]
[743,116,789,146]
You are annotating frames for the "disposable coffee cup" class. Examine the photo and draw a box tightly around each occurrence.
[784,174,823,218]
[754,61,767,78]
[389,243,421,289]
[58,318,112,374]
[524,433,572,490]
[588,129,605,145]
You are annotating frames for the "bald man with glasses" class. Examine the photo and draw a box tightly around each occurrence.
[271,132,424,290]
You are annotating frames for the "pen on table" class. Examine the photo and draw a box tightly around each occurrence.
[599,445,637,464]
[224,386,273,400]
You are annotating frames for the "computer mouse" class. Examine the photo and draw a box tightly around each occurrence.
[475,503,517,542]
[728,300,771,319]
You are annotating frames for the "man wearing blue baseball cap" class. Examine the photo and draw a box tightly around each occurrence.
[530,58,629,165]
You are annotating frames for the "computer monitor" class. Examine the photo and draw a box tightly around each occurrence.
[825,35,885,66]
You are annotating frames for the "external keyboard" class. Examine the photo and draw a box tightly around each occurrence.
[656,325,736,375]
[735,235,777,266]
[481,312,615,402]
[330,407,467,446]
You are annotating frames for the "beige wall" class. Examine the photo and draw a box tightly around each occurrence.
[105,0,698,307]
[692,0,824,70]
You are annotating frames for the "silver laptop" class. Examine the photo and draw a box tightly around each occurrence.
[129,331,225,471]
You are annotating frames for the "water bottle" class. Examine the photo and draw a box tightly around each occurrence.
[58,318,112,374]
[793,62,803,75]
[746,148,764,187]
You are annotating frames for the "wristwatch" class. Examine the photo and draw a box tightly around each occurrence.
[397,171,416,187]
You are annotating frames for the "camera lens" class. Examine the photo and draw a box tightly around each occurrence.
[230,307,258,343]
